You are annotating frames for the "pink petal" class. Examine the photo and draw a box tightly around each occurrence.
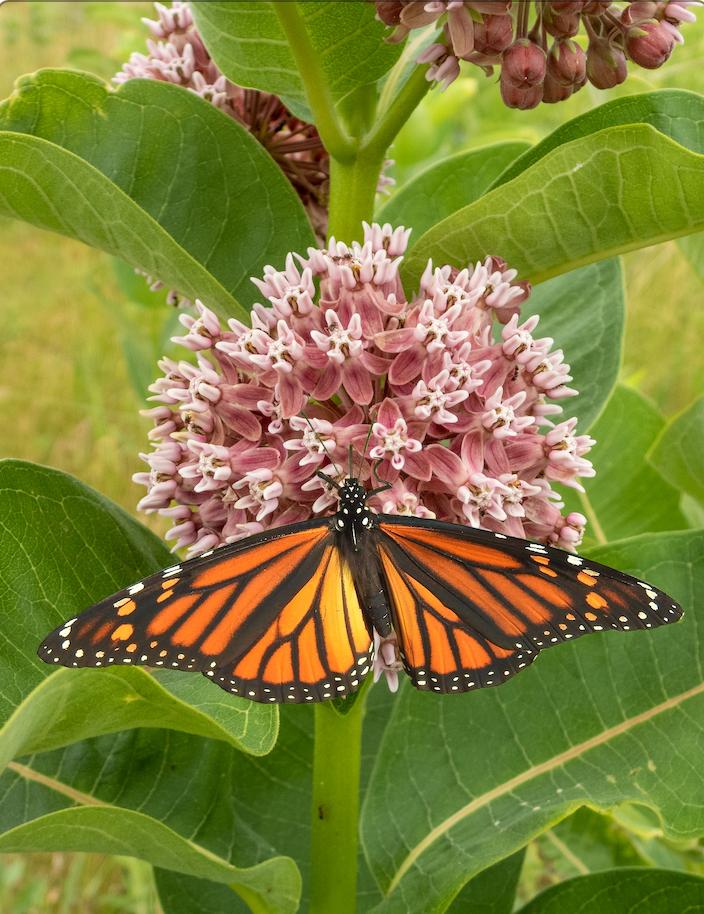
[313,361,342,401]
[217,403,262,442]
[230,446,280,474]
[361,350,393,375]
[403,450,432,481]
[375,328,416,354]
[388,347,424,386]
[425,444,466,486]
[376,397,402,428]
[448,6,475,57]
[342,360,373,404]
[277,376,305,418]
[460,431,485,474]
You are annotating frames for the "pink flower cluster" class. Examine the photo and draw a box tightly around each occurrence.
[135,223,594,559]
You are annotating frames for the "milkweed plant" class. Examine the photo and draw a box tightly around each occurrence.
[1,2,704,913]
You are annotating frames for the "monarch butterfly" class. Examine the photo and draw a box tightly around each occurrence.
[38,465,682,703]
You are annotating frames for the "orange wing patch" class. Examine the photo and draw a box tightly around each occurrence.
[376,517,682,694]
[378,542,535,692]
[38,520,375,702]
[225,545,373,702]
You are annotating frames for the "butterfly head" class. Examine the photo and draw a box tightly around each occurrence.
[333,478,375,534]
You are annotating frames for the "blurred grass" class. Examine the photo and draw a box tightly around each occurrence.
[0,2,703,911]
[0,852,159,914]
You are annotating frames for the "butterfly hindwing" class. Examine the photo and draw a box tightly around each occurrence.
[376,517,682,694]
[39,519,373,703]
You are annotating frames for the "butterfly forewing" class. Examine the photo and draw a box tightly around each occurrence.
[39,519,374,703]
[376,517,682,695]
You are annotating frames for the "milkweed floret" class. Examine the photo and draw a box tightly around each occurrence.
[136,222,594,559]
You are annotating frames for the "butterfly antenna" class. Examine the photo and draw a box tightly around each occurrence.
[356,424,374,483]
[302,411,341,478]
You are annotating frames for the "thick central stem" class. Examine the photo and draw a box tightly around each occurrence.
[309,696,367,914]
[327,152,385,244]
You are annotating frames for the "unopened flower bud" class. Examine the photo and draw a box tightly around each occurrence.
[543,4,581,37]
[549,1,584,11]
[375,1,405,26]
[548,37,587,84]
[626,19,676,67]
[502,39,547,88]
[471,13,514,58]
[621,0,659,24]
[581,0,611,14]
[542,72,574,103]
[586,38,628,88]
[469,0,512,12]
[500,77,543,109]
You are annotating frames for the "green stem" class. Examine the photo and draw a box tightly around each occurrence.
[363,64,431,159]
[275,2,355,162]
[327,151,386,243]
[309,695,368,914]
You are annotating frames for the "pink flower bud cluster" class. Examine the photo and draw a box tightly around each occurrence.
[115,1,329,235]
[135,223,594,559]
[376,1,697,106]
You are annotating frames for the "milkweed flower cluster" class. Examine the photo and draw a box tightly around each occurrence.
[376,1,697,106]
[115,1,329,235]
[135,223,594,561]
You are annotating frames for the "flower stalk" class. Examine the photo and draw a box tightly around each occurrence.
[274,1,356,162]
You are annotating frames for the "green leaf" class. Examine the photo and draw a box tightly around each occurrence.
[492,89,704,188]
[648,396,704,506]
[0,70,315,319]
[376,143,530,245]
[192,1,400,121]
[521,259,624,433]
[533,807,647,883]
[447,852,525,914]
[362,530,704,914]
[155,872,251,914]
[402,124,704,289]
[563,385,687,546]
[0,730,300,914]
[0,459,277,759]
[516,869,704,913]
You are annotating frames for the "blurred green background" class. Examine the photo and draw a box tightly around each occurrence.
[1,2,702,912]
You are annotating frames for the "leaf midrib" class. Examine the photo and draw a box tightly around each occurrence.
[8,760,105,807]
[385,679,704,893]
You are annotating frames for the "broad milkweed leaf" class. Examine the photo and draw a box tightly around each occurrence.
[0,459,277,759]
[491,89,704,189]
[191,1,400,122]
[515,868,704,913]
[402,124,704,289]
[376,143,530,245]
[155,872,251,914]
[362,530,704,914]
[562,385,687,547]
[0,70,315,319]
[0,729,300,914]
[521,259,624,433]
[648,396,704,506]
[447,851,525,914]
